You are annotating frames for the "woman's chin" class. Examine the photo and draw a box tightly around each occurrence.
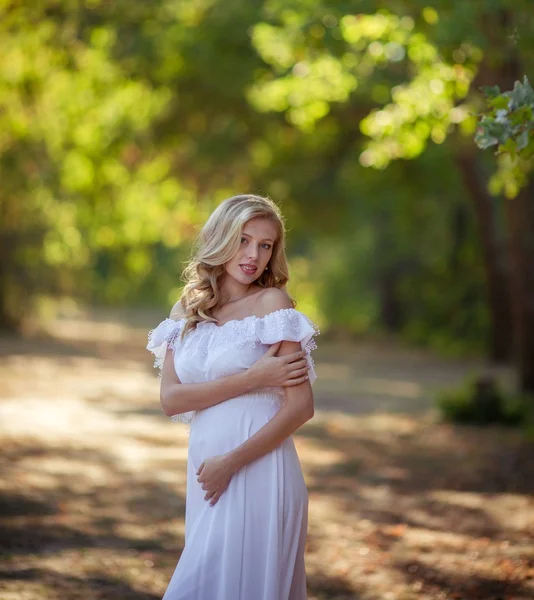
[227,271,256,285]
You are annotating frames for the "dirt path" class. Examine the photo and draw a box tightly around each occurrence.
[1,312,533,599]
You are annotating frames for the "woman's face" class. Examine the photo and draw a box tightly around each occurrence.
[224,218,278,285]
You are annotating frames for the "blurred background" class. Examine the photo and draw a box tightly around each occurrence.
[1,1,534,599]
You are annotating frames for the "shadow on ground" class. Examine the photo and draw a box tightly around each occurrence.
[1,312,533,599]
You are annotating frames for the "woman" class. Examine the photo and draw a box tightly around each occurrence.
[147,194,319,600]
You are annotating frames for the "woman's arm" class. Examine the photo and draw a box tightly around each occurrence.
[160,341,309,417]
[161,301,249,416]
[160,290,308,417]
[160,346,252,417]
[162,342,266,416]
[160,298,309,418]
[196,288,316,505]
[227,338,313,467]
[196,338,313,504]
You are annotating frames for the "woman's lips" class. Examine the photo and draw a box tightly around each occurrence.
[240,264,257,275]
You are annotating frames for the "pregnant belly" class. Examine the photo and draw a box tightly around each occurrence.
[188,391,283,462]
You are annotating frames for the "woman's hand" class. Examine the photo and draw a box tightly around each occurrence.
[197,455,236,506]
[248,342,309,388]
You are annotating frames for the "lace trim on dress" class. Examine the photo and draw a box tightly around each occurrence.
[146,308,320,425]
[256,308,319,375]
[146,317,186,375]
[146,318,194,425]
[189,308,319,365]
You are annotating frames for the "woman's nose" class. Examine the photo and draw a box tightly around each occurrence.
[247,245,259,259]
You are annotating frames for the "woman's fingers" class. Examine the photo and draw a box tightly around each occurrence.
[283,374,309,387]
[284,362,307,381]
[288,359,307,373]
[284,350,306,364]
[204,489,217,501]
[265,341,282,356]
[290,366,308,378]
[204,486,227,504]
[282,358,306,377]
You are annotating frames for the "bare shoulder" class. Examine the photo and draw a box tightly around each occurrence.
[169,299,186,320]
[256,287,293,317]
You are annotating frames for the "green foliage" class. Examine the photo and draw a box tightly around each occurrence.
[1,0,533,365]
[476,77,534,154]
[239,0,534,355]
[475,76,534,197]
[0,1,206,319]
[438,375,530,426]
[248,5,484,165]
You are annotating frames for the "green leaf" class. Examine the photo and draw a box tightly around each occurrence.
[499,138,517,156]
[480,85,501,99]
[474,129,498,150]
[488,95,509,111]
[522,75,534,98]
[516,129,530,151]
[509,76,534,110]
[509,105,533,126]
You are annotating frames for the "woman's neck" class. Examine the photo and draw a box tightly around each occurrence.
[220,279,263,306]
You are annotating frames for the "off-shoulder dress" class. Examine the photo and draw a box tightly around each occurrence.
[146,307,319,600]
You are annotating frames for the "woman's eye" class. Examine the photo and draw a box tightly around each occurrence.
[241,237,270,249]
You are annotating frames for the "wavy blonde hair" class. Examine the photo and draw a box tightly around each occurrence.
[176,194,295,338]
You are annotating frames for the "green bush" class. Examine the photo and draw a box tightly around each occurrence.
[438,375,531,426]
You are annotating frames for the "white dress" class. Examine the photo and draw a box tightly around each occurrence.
[146,307,319,600]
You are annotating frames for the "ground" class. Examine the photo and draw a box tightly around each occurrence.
[0,309,533,600]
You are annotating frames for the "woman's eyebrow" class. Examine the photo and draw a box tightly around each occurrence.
[242,233,274,242]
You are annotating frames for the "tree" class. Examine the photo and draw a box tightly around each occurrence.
[245,1,534,388]
[0,2,199,327]
[1,0,531,375]
[476,77,534,391]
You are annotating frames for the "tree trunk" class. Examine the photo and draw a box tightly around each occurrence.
[455,152,513,361]
[0,198,26,331]
[504,179,534,393]
[492,8,534,392]
[0,241,19,331]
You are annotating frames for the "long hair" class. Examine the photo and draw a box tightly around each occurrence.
[177,194,295,338]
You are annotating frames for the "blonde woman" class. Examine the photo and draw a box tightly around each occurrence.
[147,194,319,600]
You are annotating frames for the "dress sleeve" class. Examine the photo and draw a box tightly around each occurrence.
[257,308,320,385]
[146,317,185,377]
[146,318,195,425]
